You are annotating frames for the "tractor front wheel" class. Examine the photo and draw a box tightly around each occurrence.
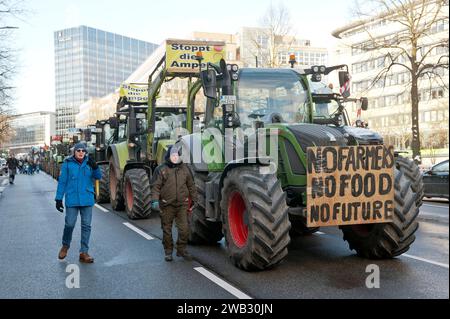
[188,173,223,245]
[220,167,291,271]
[395,156,424,208]
[123,169,152,220]
[340,167,419,259]
[96,164,110,204]
[109,162,125,211]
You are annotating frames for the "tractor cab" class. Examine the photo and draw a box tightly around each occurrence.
[232,68,311,128]
[92,119,115,163]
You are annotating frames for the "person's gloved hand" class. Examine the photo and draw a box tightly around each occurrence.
[87,156,98,170]
[188,202,198,213]
[55,200,64,213]
[151,200,160,211]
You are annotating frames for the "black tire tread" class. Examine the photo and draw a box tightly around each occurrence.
[96,164,110,203]
[124,169,152,219]
[341,168,420,259]
[110,163,125,211]
[395,156,424,207]
[188,173,223,244]
[221,167,291,271]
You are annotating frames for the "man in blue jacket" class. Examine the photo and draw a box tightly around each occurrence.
[55,142,101,263]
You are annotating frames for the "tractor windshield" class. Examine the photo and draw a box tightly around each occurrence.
[236,69,309,127]
[313,99,340,119]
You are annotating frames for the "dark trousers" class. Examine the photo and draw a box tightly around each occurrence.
[8,169,16,183]
[160,205,189,255]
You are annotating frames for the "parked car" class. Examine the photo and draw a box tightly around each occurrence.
[0,158,7,176]
[423,159,449,199]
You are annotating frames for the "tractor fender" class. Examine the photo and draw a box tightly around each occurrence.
[123,162,152,180]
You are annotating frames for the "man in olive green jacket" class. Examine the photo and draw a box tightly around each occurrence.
[151,146,197,261]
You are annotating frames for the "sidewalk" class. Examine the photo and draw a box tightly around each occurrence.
[0,176,8,198]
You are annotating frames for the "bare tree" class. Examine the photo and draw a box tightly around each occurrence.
[352,0,449,163]
[247,2,294,68]
[0,0,23,145]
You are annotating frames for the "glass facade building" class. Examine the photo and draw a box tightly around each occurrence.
[1,112,56,153]
[54,26,156,136]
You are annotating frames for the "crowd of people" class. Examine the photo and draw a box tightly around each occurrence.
[3,154,41,184]
[16,158,41,175]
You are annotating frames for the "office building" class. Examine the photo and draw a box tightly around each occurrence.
[0,111,55,153]
[54,26,157,135]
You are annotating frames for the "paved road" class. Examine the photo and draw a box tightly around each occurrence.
[0,173,448,299]
[0,173,236,299]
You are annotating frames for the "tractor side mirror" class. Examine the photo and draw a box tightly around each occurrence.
[339,71,350,87]
[360,97,368,111]
[339,71,351,98]
[200,69,217,100]
[109,117,119,129]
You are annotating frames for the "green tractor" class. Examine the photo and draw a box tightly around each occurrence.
[106,39,226,220]
[88,119,116,204]
[177,59,423,271]
[107,94,195,219]
[50,143,70,180]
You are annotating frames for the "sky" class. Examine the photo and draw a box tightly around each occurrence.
[10,0,355,114]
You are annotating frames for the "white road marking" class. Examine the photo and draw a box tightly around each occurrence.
[123,222,154,240]
[402,254,449,269]
[1,179,8,186]
[422,203,449,209]
[94,204,109,213]
[306,229,449,269]
[194,267,252,299]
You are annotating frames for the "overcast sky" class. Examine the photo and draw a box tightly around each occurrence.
[11,0,355,114]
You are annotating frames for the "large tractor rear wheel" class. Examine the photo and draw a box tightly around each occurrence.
[109,162,125,211]
[188,173,223,245]
[96,164,110,204]
[124,169,152,220]
[340,167,419,259]
[220,167,291,271]
[395,156,424,208]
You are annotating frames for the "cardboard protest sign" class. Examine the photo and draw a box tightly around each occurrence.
[306,145,395,227]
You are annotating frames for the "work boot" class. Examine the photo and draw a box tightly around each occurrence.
[58,245,69,260]
[165,254,173,262]
[176,251,193,260]
[79,252,94,263]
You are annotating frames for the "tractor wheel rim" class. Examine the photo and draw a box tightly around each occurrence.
[228,191,248,248]
[126,180,133,211]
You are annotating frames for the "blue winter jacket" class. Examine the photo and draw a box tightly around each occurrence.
[55,156,102,207]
